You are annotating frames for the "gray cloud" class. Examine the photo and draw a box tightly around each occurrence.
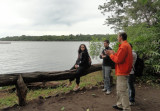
[0,0,114,37]
[15,0,98,26]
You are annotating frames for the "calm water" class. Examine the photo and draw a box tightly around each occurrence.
[0,41,101,74]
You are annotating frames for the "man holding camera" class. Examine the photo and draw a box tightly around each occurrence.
[105,32,133,111]
[100,40,113,95]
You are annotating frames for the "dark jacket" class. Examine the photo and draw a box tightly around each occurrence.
[100,47,114,67]
[76,51,91,68]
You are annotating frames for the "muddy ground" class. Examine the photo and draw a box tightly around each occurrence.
[1,84,160,111]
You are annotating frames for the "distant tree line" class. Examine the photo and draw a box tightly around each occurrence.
[0,34,116,41]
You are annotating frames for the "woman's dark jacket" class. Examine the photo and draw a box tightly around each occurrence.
[75,51,91,68]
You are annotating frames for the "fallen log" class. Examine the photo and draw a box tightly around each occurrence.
[0,64,103,106]
[0,64,102,87]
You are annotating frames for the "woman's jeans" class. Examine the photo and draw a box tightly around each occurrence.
[128,74,135,102]
[102,66,111,91]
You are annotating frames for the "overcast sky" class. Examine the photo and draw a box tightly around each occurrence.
[0,0,114,38]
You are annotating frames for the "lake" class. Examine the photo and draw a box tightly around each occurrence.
[0,41,102,74]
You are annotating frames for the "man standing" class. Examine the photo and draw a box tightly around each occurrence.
[100,40,113,95]
[105,32,133,111]
[128,43,137,105]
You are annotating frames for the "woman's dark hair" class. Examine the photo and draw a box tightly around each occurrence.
[119,32,127,40]
[78,44,88,54]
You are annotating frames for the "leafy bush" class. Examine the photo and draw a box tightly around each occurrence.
[125,23,160,75]
[89,37,106,59]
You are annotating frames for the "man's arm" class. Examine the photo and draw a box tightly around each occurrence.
[110,47,127,64]
[100,50,106,59]
[105,47,127,64]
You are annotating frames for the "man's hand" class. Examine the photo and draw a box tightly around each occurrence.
[105,50,115,56]
[101,54,106,58]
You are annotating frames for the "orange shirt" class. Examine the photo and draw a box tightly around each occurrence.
[110,41,133,76]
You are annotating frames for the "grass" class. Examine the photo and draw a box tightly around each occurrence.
[0,94,17,108]
[1,70,158,109]
[0,71,104,109]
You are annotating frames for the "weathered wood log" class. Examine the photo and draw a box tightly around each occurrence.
[16,75,27,106]
[0,64,102,87]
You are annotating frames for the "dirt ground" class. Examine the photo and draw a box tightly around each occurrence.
[1,84,160,111]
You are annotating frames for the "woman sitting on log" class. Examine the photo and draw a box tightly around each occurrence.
[67,44,91,91]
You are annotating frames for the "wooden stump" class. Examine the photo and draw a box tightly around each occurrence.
[16,75,28,106]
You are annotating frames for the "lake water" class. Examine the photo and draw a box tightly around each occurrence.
[0,41,102,74]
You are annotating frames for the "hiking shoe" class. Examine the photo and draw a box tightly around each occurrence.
[105,90,111,95]
[73,86,80,91]
[129,102,135,106]
[102,88,107,92]
[112,105,123,110]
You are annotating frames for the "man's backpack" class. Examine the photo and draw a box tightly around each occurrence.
[134,57,144,76]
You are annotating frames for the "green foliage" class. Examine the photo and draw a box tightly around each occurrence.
[98,0,160,76]
[108,34,117,42]
[0,94,17,108]
[89,37,106,59]
[0,34,110,41]
[125,23,160,75]
[136,74,160,86]
[89,25,159,75]
[99,0,160,31]
[112,42,120,52]
[89,34,117,59]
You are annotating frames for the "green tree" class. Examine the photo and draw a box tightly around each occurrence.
[126,23,160,75]
[89,37,106,59]
[99,0,160,32]
[97,0,160,75]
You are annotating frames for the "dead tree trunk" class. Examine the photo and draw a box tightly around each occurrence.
[0,64,105,106]
[16,75,27,106]
[0,64,102,87]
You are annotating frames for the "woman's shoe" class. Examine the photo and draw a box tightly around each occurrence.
[73,86,80,91]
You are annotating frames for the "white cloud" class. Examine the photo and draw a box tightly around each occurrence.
[0,0,114,37]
